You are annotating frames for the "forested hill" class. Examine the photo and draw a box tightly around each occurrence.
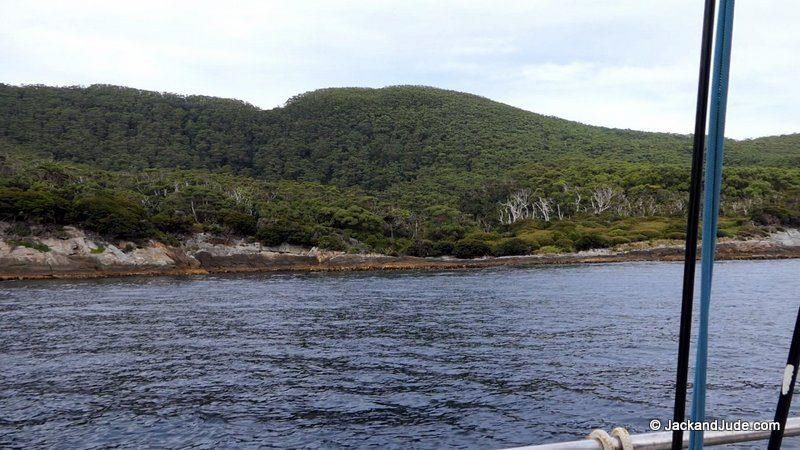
[2,84,798,192]
[2,83,799,259]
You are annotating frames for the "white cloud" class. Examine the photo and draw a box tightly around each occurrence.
[501,62,697,133]
[521,63,594,83]
[0,0,797,138]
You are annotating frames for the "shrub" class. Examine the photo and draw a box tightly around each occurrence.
[464,230,501,242]
[320,206,382,232]
[607,228,628,237]
[286,225,318,247]
[549,231,569,246]
[427,224,466,241]
[7,222,32,237]
[256,219,294,246]
[202,223,224,235]
[523,239,542,252]
[453,238,491,259]
[156,232,181,247]
[256,218,319,247]
[389,238,412,256]
[493,238,530,256]
[738,223,767,238]
[70,192,154,239]
[151,213,194,234]
[431,240,453,257]
[407,239,434,257]
[608,236,631,246]
[364,235,391,254]
[218,210,257,235]
[574,233,610,251]
[640,229,663,239]
[0,188,65,223]
[752,206,800,227]
[553,237,575,252]
[317,234,347,251]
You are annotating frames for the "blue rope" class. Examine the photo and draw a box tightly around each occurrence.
[689,0,735,449]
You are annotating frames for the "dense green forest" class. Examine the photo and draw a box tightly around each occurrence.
[1,83,799,257]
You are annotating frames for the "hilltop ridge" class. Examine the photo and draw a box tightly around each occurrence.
[2,84,798,188]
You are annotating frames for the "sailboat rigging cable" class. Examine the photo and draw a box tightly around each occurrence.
[689,1,736,449]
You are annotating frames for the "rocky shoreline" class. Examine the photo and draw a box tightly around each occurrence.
[2,226,800,281]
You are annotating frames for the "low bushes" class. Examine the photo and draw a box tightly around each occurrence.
[317,234,348,251]
[431,240,454,257]
[256,219,317,247]
[574,233,610,251]
[70,192,154,239]
[453,238,491,259]
[493,237,530,256]
[1,155,789,258]
[752,206,800,227]
[0,188,65,223]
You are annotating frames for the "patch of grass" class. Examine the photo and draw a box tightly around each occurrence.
[90,245,105,254]
[10,239,50,252]
[717,217,744,238]
[736,223,768,238]
[537,245,561,254]
[630,219,669,238]
[7,223,32,237]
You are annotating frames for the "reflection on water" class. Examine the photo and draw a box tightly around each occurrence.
[1,260,799,449]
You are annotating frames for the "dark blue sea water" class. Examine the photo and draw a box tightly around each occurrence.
[2,260,800,449]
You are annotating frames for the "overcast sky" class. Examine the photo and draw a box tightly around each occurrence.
[1,0,797,138]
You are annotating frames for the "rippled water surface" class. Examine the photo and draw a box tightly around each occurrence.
[2,260,800,449]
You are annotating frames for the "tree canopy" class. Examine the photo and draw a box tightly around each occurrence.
[1,83,798,257]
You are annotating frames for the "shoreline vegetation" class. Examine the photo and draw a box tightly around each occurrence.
[2,225,799,281]
[2,84,799,277]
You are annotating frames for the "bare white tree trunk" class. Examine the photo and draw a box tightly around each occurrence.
[615,193,631,217]
[190,200,199,223]
[590,187,616,215]
[667,196,686,215]
[535,196,552,222]
[727,197,755,215]
[645,197,658,216]
[498,189,534,224]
